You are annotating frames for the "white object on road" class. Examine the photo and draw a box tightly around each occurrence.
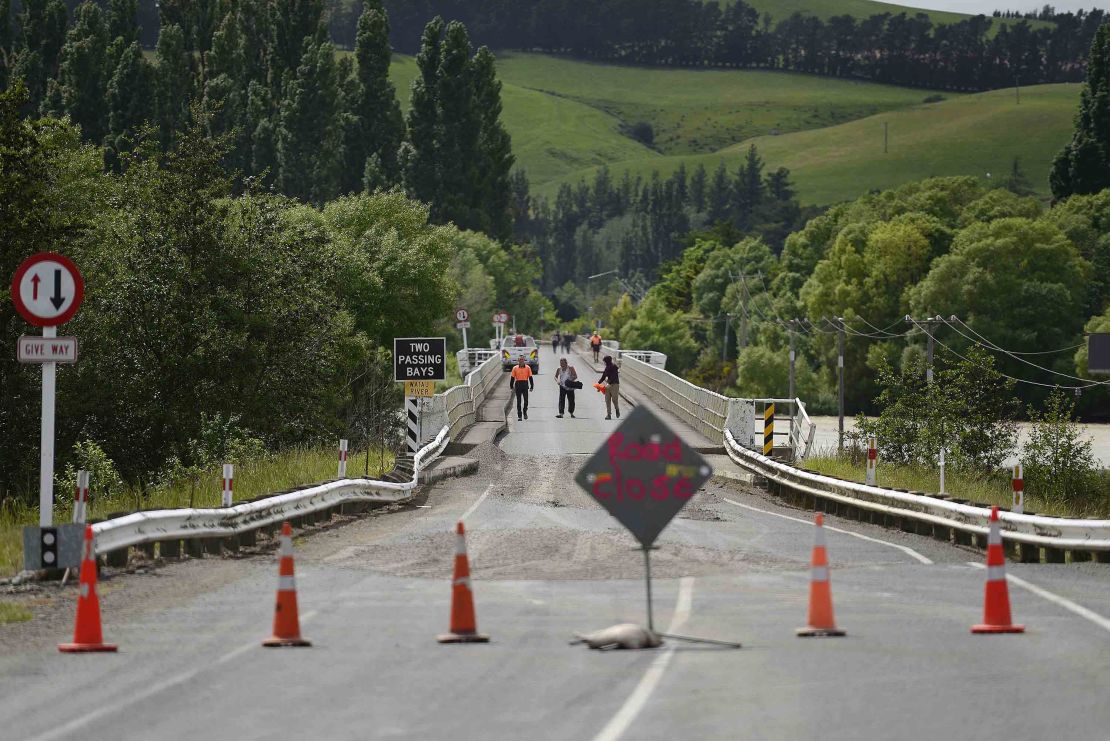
[572,623,661,650]
[222,464,234,507]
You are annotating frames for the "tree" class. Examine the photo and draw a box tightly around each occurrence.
[620,292,699,372]
[107,0,139,45]
[155,23,193,150]
[277,40,342,203]
[609,293,637,340]
[104,40,154,165]
[343,0,404,192]
[471,45,514,240]
[690,163,707,212]
[433,21,479,228]
[270,0,325,88]
[706,161,730,223]
[1050,22,1110,199]
[54,1,110,144]
[1001,156,1035,196]
[404,16,444,204]
[1024,390,1100,511]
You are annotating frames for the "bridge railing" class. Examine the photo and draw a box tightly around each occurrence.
[421,354,502,444]
[618,354,731,444]
[456,348,498,377]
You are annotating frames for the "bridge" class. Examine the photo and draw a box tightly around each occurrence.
[2,344,1109,740]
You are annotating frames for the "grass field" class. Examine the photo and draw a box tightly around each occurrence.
[736,0,1051,30]
[0,445,395,578]
[535,83,1079,204]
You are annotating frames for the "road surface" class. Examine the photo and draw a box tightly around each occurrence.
[2,345,1109,740]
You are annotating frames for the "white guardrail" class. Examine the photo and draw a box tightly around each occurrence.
[615,349,1110,558]
[725,430,1110,554]
[91,355,503,556]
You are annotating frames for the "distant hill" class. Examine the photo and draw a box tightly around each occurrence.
[732,0,1052,29]
[537,83,1079,205]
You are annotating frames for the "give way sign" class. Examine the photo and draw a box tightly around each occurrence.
[10,253,84,327]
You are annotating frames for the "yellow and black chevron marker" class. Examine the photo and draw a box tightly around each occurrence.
[763,403,774,456]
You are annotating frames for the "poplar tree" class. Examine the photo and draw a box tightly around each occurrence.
[471,45,514,240]
[1050,22,1110,199]
[344,0,403,193]
[404,16,444,205]
[155,23,193,150]
[435,21,480,228]
[707,161,731,223]
[107,0,139,46]
[690,163,708,212]
[277,40,341,203]
[55,1,110,143]
[105,40,153,163]
[270,0,324,90]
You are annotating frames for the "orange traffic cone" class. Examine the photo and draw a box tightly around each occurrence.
[438,521,489,643]
[593,383,606,393]
[797,514,846,637]
[972,506,1024,634]
[263,522,311,647]
[59,525,118,653]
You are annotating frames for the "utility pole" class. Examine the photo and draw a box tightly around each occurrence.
[906,316,944,383]
[837,317,845,451]
[787,320,796,401]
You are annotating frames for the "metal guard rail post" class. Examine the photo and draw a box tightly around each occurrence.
[92,356,502,557]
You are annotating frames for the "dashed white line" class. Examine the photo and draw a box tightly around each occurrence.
[25,610,321,741]
[968,562,1110,633]
[459,484,494,522]
[593,576,695,741]
[722,497,934,565]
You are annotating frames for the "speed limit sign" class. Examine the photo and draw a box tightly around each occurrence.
[455,308,469,323]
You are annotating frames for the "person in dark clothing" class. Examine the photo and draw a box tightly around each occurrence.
[563,333,574,354]
[509,356,534,420]
[599,355,620,420]
[551,331,561,354]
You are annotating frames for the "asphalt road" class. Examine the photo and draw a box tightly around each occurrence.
[2,345,1109,741]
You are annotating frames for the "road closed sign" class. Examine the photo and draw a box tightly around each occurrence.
[576,406,713,548]
[10,252,84,327]
[394,337,446,381]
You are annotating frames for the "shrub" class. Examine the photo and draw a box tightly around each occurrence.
[1023,390,1102,512]
[628,121,654,147]
[56,439,126,508]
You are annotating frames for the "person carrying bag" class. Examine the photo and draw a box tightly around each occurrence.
[555,357,580,418]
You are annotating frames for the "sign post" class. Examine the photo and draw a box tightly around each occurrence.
[576,407,739,647]
[394,338,446,453]
[11,253,84,529]
[455,308,470,368]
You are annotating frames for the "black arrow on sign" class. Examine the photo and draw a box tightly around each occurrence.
[50,269,65,310]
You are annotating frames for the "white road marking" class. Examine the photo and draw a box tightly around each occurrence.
[25,610,320,741]
[968,562,1110,633]
[459,484,494,522]
[722,497,933,565]
[593,577,695,741]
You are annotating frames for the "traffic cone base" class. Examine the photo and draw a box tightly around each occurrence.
[971,623,1024,634]
[263,636,312,647]
[437,631,490,644]
[796,627,846,637]
[58,641,118,653]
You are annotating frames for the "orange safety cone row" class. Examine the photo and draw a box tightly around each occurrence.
[797,514,846,637]
[972,506,1024,634]
[59,525,118,653]
[263,522,311,647]
[438,521,489,644]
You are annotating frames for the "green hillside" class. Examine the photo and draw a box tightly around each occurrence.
[737,0,1051,29]
[537,83,1080,205]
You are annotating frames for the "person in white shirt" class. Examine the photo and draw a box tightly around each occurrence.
[554,357,579,418]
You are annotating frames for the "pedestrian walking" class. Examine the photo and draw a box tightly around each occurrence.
[563,333,574,354]
[551,331,561,354]
[509,356,534,421]
[554,357,580,418]
[599,355,620,420]
[590,332,603,363]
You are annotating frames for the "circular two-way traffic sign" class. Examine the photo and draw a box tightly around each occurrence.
[455,308,470,322]
[10,253,84,327]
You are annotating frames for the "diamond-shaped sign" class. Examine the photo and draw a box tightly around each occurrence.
[576,405,713,548]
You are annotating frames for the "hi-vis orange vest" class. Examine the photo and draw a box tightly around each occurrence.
[511,365,532,382]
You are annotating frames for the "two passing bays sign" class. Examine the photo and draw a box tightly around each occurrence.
[576,405,713,548]
[394,337,446,381]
